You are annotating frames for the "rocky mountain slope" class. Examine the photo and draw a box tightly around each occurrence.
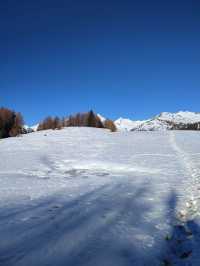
[114,111,200,131]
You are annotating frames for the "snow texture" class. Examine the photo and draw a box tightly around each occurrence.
[30,124,39,131]
[1,128,200,265]
[97,113,106,123]
[158,111,200,124]
[115,118,146,131]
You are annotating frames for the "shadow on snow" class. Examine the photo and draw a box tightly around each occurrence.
[0,183,200,266]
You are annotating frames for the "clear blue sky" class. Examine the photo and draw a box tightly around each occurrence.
[0,0,200,125]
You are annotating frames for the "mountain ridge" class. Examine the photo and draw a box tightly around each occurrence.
[26,111,200,132]
[114,111,200,131]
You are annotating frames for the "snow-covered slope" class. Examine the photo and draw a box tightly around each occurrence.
[97,113,106,123]
[157,111,200,124]
[137,111,200,131]
[31,124,39,131]
[1,128,200,265]
[115,111,200,131]
[22,124,39,133]
[137,118,172,131]
[22,125,34,133]
[23,125,29,130]
[115,117,145,131]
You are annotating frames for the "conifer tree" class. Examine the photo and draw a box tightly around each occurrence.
[86,110,97,127]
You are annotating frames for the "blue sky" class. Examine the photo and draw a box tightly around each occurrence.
[0,0,200,125]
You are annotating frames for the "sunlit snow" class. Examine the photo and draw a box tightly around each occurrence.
[0,128,200,265]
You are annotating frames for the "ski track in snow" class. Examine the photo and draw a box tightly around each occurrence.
[169,131,200,221]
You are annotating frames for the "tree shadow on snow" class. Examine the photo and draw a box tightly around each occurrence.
[1,184,200,266]
[160,191,200,266]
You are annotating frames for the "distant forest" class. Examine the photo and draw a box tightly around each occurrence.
[0,108,117,139]
[0,107,24,139]
[38,110,116,132]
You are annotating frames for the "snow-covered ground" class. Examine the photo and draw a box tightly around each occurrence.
[1,128,200,265]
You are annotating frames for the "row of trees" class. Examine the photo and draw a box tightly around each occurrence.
[38,110,117,132]
[67,111,104,128]
[173,122,200,130]
[38,116,63,131]
[0,108,24,138]
[0,108,117,139]
[158,120,200,130]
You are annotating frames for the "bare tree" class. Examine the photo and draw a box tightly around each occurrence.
[104,119,117,132]
[0,108,24,138]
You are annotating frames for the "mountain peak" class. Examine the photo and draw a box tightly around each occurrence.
[115,111,200,131]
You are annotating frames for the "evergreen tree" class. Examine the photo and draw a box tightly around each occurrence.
[86,110,97,127]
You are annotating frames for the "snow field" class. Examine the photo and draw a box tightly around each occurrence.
[0,128,200,265]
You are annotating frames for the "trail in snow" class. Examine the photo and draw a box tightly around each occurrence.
[160,132,200,265]
[169,131,200,221]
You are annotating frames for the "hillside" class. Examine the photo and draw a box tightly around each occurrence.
[114,118,146,131]
[1,128,200,265]
[114,111,200,131]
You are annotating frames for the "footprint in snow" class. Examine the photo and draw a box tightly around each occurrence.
[163,224,193,265]
[47,205,62,212]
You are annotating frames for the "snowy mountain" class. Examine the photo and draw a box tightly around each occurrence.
[97,113,106,123]
[31,124,39,131]
[24,111,200,132]
[22,125,34,133]
[115,111,200,131]
[157,111,200,124]
[136,118,172,131]
[115,117,146,131]
[22,124,39,133]
[23,125,30,130]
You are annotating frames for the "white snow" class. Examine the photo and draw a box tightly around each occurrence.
[1,128,200,265]
[23,125,29,130]
[137,118,172,131]
[115,117,145,131]
[115,111,200,131]
[97,113,106,123]
[30,124,39,131]
[158,111,200,124]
